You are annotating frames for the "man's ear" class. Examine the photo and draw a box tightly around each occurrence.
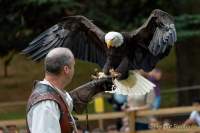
[63,65,70,74]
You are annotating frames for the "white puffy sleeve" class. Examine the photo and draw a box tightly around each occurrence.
[27,100,61,133]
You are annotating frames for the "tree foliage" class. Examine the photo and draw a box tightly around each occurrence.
[0,0,199,56]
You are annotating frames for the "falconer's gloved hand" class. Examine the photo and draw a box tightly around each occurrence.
[69,77,113,113]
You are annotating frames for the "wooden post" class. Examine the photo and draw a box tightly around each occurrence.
[127,110,136,133]
[98,119,104,130]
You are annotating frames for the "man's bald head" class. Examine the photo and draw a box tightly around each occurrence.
[44,47,74,75]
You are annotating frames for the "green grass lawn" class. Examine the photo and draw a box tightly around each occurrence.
[0,105,26,120]
[0,48,177,120]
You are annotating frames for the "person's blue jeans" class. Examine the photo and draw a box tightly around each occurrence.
[135,122,149,130]
[152,96,161,109]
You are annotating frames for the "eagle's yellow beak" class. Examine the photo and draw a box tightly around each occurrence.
[106,40,113,49]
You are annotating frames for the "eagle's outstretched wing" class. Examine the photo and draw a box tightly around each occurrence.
[127,9,177,71]
[22,15,107,67]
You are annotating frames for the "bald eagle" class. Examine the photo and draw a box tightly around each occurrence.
[23,9,176,80]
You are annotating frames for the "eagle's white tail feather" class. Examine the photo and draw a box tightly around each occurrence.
[106,71,155,95]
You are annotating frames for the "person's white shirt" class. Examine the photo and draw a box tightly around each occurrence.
[189,110,200,126]
[27,79,74,133]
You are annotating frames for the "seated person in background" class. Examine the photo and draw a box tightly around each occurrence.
[6,125,19,133]
[107,94,127,130]
[106,125,119,133]
[0,127,5,133]
[91,128,104,133]
[148,68,162,110]
[123,89,155,131]
[148,117,161,129]
[184,99,200,126]
[162,119,171,129]
[108,94,127,111]
[120,117,130,132]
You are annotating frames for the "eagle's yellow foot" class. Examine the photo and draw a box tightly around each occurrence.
[91,72,108,79]
[97,72,108,78]
[109,69,121,78]
[91,75,98,80]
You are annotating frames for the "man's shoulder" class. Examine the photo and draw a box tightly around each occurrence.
[27,82,62,112]
[33,81,56,94]
[30,100,60,112]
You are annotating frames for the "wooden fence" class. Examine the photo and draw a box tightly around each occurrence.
[1,106,200,132]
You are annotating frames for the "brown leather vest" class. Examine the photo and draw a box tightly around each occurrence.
[26,81,73,133]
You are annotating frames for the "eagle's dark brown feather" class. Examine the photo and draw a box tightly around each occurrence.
[23,16,107,67]
[22,9,176,79]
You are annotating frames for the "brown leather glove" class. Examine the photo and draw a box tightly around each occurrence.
[69,77,112,113]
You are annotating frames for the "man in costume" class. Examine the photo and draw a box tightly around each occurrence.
[26,47,112,133]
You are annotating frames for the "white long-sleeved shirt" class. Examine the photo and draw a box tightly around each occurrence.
[189,110,200,126]
[27,80,74,133]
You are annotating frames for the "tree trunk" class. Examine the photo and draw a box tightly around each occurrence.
[176,37,200,106]
[3,51,15,77]
[4,61,8,77]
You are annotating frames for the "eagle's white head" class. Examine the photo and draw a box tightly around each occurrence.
[105,32,124,48]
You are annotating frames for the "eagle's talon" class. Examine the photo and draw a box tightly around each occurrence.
[109,69,121,78]
[96,72,108,79]
[91,75,98,80]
